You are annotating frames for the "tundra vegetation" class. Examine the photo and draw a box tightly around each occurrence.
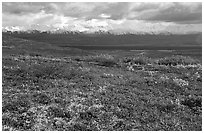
[2,35,202,131]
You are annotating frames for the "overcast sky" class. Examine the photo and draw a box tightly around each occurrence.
[2,2,202,34]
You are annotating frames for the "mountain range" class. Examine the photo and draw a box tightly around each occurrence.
[2,23,202,35]
[2,24,202,49]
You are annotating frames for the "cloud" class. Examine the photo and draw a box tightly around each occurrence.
[3,10,66,27]
[3,2,202,23]
[131,3,202,24]
[44,2,131,20]
[130,3,160,12]
[2,2,45,15]
[110,20,201,34]
[2,2,202,33]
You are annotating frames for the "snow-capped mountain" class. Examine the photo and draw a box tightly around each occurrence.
[2,26,26,32]
[2,23,201,35]
[2,24,111,33]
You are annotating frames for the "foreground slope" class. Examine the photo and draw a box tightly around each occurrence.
[2,35,202,131]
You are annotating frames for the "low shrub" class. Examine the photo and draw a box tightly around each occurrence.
[122,56,150,65]
[13,112,35,130]
[156,104,176,113]
[47,105,71,119]
[29,63,84,80]
[29,52,42,57]
[79,111,97,121]
[61,69,80,79]
[158,56,200,66]
[84,54,118,67]
[72,123,90,131]
[181,97,202,108]
[31,93,51,105]
[11,65,29,78]
[123,57,147,65]
[132,57,149,65]
[97,59,118,67]
[30,63,60,79]
[3,96,31,113]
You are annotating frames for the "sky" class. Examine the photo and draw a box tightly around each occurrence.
[2,2,202,34]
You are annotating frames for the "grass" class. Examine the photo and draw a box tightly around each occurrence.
[2,36,202,131]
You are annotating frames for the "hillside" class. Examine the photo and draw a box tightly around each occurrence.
[3,32,202,48]
[2,34,93,57]
[2,34,202,131]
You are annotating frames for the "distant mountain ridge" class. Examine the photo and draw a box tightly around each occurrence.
[2,25,202,35]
